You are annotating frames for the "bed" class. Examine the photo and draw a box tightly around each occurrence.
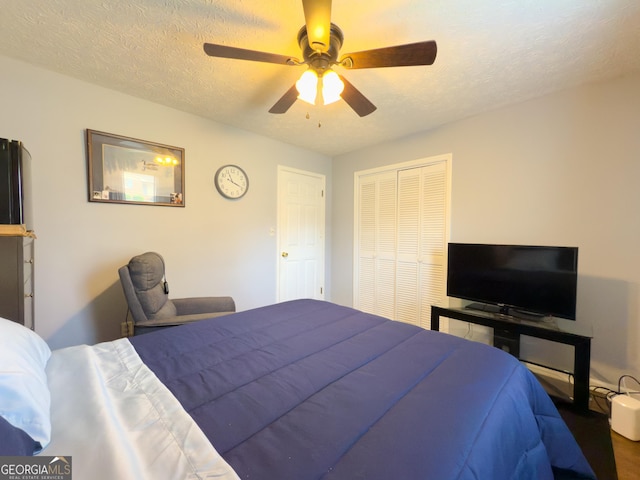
[1,299,595,479]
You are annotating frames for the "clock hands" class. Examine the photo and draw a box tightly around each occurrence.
[227,176,242,188]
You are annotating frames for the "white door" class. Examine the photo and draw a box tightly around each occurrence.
[354,171,397,319]
[395,162,448,329]
[277,166,326,302]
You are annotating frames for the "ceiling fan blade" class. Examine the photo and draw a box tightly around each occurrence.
[302,0,332,52]
[204,43,297,65]
[268,84,299,114]
[339,75,376,117]
[340,40,437,69]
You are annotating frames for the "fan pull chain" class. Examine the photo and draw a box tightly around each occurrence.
[304,112,322,128]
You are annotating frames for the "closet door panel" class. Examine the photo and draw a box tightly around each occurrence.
[355,172,397,316]
[374,173,397,316]
[419,162,448,328]
[395,162,448,328]
[356,178,376,313]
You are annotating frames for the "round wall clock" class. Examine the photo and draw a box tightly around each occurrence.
[214,164,249,199]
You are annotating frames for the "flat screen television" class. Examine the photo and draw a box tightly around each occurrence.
[0,138,33,229]
[447,243,578,320]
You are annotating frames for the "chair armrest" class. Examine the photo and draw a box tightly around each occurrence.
[172,296,236,316]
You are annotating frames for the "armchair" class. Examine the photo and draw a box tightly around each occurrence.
[118,251,235,335]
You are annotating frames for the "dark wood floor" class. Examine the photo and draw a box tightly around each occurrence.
[536,374,639,480]
[579,391,640,480]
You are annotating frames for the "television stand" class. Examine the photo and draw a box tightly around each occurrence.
[430,305,592,412]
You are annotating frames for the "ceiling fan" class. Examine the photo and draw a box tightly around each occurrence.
[203,0,437,117]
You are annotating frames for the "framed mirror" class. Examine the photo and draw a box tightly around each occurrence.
[86,129,185,207]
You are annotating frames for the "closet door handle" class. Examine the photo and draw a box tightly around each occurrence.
[281,252,289,258]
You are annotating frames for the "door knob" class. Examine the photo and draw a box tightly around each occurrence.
[282,252,289,258]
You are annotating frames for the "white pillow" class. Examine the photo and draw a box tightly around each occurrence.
[0,317,51,449]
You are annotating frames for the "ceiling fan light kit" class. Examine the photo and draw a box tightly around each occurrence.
[296,68,344,106]
[321,70,344,104]
[203,0,437,117]
[296,69,319,104]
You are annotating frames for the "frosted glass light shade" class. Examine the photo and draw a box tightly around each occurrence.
[296,70,318,105]
[322,70,344,105]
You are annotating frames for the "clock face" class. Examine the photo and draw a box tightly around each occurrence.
[215,165,249,199]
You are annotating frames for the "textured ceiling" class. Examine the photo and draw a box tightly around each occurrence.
[1,0,639,156]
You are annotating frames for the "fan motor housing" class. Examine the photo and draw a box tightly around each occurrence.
[297,23,344,73]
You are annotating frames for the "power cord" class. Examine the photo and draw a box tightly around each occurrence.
[463,323,472,339]
[617,374,640,396]
[588,374,640,415]
[589,386,617,414]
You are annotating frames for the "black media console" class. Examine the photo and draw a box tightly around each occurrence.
[430,305,592,412]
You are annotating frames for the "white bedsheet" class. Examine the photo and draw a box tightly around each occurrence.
[40,338,240,480]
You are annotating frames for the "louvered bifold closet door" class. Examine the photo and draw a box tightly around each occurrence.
[395,162,447,329]
[418,162,448,328]
[395,169,421,326]
[355,172,397,319]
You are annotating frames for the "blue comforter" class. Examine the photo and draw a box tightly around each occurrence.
[131,299,595,480]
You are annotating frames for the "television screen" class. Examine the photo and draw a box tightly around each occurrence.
[447,243,578,320]
[0,139,32,229]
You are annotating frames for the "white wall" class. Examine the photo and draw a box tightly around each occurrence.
[0,55,332,349]
[331,73,640,388]
[2,52,638,388]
